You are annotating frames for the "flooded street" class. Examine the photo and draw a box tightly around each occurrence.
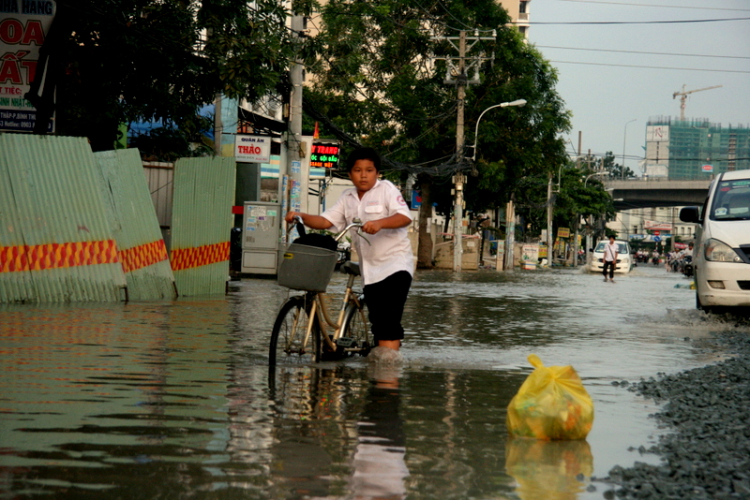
[2,264,745,500]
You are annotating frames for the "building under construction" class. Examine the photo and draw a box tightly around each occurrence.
[644,117,750,180]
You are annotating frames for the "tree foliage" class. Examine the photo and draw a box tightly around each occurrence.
[304,0,572,262]
[47,0,297,154]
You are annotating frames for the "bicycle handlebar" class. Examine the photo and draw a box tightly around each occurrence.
[291,215,306,238]
[289,216,370,245]
[335,219,367,243]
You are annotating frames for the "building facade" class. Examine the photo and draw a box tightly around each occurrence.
[644,117,750,180]
[498,0,531,38]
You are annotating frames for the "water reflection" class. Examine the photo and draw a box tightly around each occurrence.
[506,438,594,500]
[264,365,409,500]
[351,364,408,499]
[2,266,748,500]
[266,367,363,498]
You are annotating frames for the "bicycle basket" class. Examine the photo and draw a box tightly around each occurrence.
[278,243,338,292]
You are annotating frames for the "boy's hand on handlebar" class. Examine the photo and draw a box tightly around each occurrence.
[361,220,383,234]
[285,211,302,224]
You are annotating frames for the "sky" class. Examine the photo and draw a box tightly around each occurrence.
[528,0,750,176]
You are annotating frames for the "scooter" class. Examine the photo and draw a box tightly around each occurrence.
[679,256,694,277]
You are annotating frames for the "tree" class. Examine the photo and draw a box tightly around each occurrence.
[33,0,299,155]
[605,151,637,179]
[305,0,571,267]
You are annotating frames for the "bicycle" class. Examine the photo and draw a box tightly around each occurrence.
[269,217,373,366]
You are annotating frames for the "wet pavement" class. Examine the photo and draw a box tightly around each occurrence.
[1,263,746,499]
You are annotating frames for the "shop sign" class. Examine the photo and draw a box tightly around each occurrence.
[0,0,56,132]
[310,142,340,168]
[235,135,271,163]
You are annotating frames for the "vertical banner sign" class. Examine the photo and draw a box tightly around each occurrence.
[0,0,56,132]
[289,161,302,213]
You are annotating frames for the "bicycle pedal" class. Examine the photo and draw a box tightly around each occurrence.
[336,337,355,348]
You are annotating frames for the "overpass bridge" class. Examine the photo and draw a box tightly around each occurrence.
[607,179,710,211]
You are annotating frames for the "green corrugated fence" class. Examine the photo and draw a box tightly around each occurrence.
[94,149,176,301]
[170,157,236,296]
[0,134,126,302]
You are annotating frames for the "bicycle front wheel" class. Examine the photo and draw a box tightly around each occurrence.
[341,297,372,357]
[269,296,320,366]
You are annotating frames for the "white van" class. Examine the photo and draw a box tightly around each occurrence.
[588,239,633,274]
[680,169,750,312]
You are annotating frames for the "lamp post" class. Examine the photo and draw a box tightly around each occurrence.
[470,99,527,161]
[584,171,606,187]
[470,99,526,271]
[621,119,636,180]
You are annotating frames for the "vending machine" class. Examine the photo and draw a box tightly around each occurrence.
[240,202,281,275]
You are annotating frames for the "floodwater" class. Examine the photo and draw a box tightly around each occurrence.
[1,263,747,500]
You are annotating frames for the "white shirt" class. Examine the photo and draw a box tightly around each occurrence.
[322,179,413,285]
[604,241,619,262]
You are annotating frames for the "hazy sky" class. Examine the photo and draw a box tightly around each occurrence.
[528,0,750,175]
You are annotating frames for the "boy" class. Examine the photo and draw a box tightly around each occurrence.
[285,147,413,355]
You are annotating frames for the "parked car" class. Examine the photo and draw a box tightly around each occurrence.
[588,240,634,274]
[680,169,750,313]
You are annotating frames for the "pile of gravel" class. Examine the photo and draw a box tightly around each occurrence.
[598,321,750,499]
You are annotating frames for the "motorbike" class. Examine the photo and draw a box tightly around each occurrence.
[678,256,694,277]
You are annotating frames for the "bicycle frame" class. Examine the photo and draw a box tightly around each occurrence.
[306,271,364,353]
[288,217,369,357]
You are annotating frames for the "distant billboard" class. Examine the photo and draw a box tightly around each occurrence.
[646,125,669,142]
[0,0,56,132]
[644,220,672,231]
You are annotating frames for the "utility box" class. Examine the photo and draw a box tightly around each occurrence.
[241,201,281,275]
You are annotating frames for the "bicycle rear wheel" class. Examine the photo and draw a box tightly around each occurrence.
[269,296,320,366]
[341,297,372,357]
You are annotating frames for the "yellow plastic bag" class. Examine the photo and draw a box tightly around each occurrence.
[507,354,594,440]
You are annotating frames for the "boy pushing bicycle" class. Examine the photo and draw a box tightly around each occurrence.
[285,147,413,358]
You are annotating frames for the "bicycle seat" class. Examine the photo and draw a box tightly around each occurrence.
[341,261,361,276]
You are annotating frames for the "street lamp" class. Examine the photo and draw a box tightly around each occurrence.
[584,171,607,187]
[468,98,526,272]
[621,119,637,180]
[470,99,527,162]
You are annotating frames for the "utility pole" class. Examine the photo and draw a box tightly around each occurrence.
[547,173,553,266]
[572,132,582,266]
[432,29,495,272]
[287,14,305,217]
[453,30,466,272]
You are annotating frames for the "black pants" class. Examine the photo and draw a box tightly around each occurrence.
[602,260,615,279]
[363,271,412,344]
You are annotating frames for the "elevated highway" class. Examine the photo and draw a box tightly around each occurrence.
[607,179,710,211]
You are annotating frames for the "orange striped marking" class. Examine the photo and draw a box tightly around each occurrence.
[119,240,169,274]
[1,240,120,273]
[170,241,230,272]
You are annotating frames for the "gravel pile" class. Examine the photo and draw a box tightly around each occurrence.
[599,319,750,500]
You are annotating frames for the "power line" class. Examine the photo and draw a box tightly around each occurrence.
[557,0,750,12]
[549,60,750,74]
[536,45,750,61]
[531,16,750,25]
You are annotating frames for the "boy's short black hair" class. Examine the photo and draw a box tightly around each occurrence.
[345,147,381,172]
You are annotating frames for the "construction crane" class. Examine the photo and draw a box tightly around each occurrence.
[673,84,722,120]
